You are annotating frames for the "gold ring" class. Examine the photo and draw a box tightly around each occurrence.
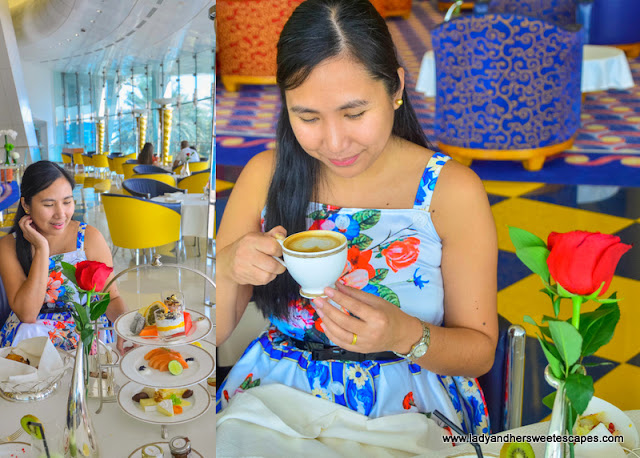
[351,333,357,346]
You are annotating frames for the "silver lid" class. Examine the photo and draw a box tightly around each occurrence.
[169,436,191,454]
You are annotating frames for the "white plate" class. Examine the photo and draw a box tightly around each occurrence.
[0,442,31,457]
[113,309,212,346]
[120,344,214,388]
[118,381,211,426]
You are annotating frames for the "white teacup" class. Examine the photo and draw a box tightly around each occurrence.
[274,230,348,298]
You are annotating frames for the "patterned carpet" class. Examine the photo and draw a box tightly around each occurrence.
[215,1,640,184]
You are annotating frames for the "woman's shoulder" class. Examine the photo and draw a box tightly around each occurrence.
[234,149,276,201]
[82,224,106,243]
[0,232,16,250]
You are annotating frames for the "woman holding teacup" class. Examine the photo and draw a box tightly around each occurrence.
[216,0,498,435]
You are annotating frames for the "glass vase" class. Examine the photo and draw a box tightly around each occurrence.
[544,366,570,458]
[65,339,100,457]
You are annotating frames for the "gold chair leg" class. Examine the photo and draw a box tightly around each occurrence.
[523,156,545,171]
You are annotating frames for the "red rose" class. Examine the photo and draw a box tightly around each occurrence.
[546,231,631,296]
[381,237,420,273]
[75,261,113,291]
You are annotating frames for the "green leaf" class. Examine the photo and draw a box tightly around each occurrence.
[548,321,582,368]
[552,296,562,317]
[515,246,550,283]
[579,302,620,357]
[584,282,605,301]
[80,327,95,347]
[565,373,594,415]
[537,336,565,379]
[350,234,373,250]
[370,268,389,283]
[60,261,78,286]
[89,294,111,321]
[556,283,576,298]
[524,315,552,339]
[307,209,327,220]
[508,226,547,250]
[377,284,400,307]
[542,391,557,410]
[351,210,381,231]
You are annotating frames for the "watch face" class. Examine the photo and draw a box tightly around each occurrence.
[412,343,428,359]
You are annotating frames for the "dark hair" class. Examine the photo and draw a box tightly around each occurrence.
[254,0,432,319]
[138,142,154,164]
[10,161,75,276]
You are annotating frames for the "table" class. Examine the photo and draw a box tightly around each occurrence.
[152,193,209,238]
[0,352,216,456]
[415,45,635,98]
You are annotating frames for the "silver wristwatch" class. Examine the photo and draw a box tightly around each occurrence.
[393,320,430,361]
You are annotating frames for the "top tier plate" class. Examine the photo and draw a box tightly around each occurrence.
[113,309,212,346]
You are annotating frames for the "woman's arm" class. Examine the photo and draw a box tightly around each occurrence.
[314,161,498,378]
[0,218,51,323]
[216,150,286,346]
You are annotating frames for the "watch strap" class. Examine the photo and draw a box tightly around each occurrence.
[393,320,430,360]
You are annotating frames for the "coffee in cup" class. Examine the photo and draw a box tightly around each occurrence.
[274,230,348,298]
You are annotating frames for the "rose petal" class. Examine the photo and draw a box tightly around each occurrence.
[592,241,632,296]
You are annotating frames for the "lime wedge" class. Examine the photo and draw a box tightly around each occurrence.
[20,414,43,439]
[168,359,183,376]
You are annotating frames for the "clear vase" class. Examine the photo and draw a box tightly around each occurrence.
[544,366,570,458]
[180,160,191,178]
[65,339,100,457]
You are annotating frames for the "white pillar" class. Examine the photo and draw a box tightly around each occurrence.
[0,0,39,163]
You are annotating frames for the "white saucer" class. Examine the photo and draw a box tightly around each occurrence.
[118,382,211,426]
[113,309,212,347]
[0,442,31,456]
[120,344,214,388]
[128,441,203,457]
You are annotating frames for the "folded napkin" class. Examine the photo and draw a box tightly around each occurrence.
[0,336,65,384]
[217,384,453,457]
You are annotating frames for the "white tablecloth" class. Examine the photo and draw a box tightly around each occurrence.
[152,193,209,238]
[415,45,635,98]
[0,352,216,457]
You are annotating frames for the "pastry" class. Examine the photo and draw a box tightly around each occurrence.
[5,353,30,365]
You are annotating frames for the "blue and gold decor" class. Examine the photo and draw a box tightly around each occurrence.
[487,0,578,26]
[431,13,584,171]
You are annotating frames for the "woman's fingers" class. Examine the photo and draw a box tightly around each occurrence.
[316,307,360,350]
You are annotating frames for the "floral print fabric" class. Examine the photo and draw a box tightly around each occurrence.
[0,223,113,351]
[217,153,490,434]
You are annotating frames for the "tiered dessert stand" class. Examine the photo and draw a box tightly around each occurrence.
[95,255,215,440]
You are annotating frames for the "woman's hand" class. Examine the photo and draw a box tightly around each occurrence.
[18,216,49,254]
[116,335,137,355]
[224,226,288,286]
[312,282,422,354]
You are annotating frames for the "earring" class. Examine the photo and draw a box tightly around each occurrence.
[395,99,403,106]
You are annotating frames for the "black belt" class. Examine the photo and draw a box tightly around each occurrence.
[40,306,74,314]
[291,339,400,362]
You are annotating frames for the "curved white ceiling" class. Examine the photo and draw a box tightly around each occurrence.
[10,0,214,72]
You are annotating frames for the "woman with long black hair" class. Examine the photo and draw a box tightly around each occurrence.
[0,161,127,353]
[216,0,498,435]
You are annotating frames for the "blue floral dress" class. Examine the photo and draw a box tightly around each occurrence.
[0,223,113,351]
[216,153,490,435]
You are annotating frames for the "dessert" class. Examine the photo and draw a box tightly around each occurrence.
[576,412,620,436]
[156,399,175,417]
[5,352,30,365]
[131,387,193,416]
[144,348,189,373]
[155,295,185,338]
[129,312,146,335]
